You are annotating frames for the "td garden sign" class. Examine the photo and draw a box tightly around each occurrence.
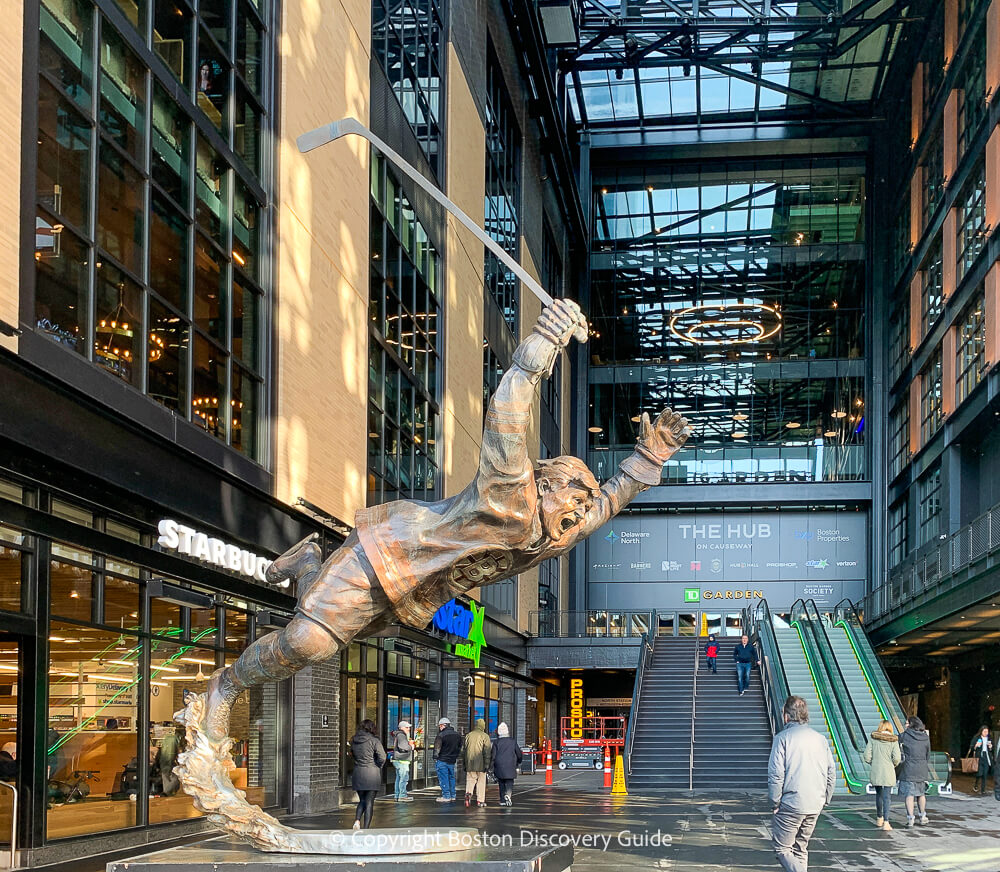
[588,510,867,609]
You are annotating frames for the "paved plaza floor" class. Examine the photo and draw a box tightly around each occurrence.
[63,768,1000,872]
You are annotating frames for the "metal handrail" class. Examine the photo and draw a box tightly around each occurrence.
[0,781,16,869]
[624,633,652,776]
[869,499,1000,621]
[747,599,790,737]
[689,627,698,790]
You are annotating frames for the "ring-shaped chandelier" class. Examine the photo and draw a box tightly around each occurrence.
[668,303,782,346]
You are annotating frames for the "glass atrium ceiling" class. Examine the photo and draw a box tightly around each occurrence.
[566,0,908,129]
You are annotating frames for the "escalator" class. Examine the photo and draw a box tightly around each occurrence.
[749,598,952,795]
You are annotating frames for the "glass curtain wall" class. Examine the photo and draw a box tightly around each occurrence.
[589,159,867,485]
[33,0,270,461]
[367,153,441,505]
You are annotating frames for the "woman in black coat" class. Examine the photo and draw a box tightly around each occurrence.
[492,722,522,807]
[351,719,386,829]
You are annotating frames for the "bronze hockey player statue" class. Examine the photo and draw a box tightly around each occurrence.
[175,299,690,851]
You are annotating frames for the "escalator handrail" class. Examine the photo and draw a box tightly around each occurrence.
[747,599,791,737]
[798,599,867,748]
[624,632,652,776]
[833,599,952,787]
[789,598,867,793]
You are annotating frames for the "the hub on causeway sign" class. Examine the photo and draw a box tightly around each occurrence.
[157,519,273,582]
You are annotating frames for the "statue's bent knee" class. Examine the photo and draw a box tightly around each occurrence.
[283,615,340,665]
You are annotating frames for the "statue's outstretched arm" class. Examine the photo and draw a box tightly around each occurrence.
[481,300,588,477]
[572,408,691,541]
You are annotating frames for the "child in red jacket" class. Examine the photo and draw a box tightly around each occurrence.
[704,634,719,674]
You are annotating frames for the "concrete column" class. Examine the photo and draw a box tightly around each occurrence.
[515,687,527,745]
[985,262,1000,368]
[942,209,958,300]
[942,444,963,533]
[986,125,1000,232]
[944,0,959,68]
[942,325,957,415]
[987,0,1000,105]
[912,64,924,147]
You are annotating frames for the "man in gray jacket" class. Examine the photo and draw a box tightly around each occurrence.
[767,696,836,872]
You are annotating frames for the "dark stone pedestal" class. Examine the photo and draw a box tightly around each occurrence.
[107,836,573,871]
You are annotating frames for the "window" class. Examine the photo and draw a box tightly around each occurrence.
[537,557,559,636]
[958,0,984,37]
[32,0,270,461]
[479,578,514,617]
[367,153,441,505]
[956,289,986,404]
[920,238,943,335]
[891,204,910,281]
[917,466,942,545]
[920,128,943,227]
[371,0,444,175]
[482,340,504,426]
[920,348,943,443]
[956,160,987,281]
[888,402,909,482]
[957,27,987,159]
[921,16,944,119]
[888,500,908,568]
[484,45,521,337]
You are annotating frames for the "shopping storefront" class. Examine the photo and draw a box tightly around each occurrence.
[0,447,325,863]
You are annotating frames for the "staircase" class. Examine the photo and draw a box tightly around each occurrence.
[692,640,770,789]
[628,637,772,791]
[773,624,848,793]
[827,621,883,736]
[628,638,695,790]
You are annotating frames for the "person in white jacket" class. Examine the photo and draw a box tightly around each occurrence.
[767,696,836,872]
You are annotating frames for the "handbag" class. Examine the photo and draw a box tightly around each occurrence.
[960,757,979,773]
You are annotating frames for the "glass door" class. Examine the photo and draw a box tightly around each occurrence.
[0,635,19,860]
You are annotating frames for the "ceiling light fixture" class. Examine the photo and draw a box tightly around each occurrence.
[831,410,847,419]
[824,430,837,437]
[732,413,749,421]
[668,303,782,346]
[732,431,747,439]
[785,421,801,429]
[588,426,603,433]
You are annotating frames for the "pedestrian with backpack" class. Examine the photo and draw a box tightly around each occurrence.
[704,634,719,674]
[971,726,993,794]
[897,715,931,826]
[391,720,414,802]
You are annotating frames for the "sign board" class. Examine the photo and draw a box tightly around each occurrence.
[431,599,486,667]
[157,519,273,582]
[587,510,866,609]
[586,697,632,708]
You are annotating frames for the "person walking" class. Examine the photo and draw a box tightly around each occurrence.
[972,726,993,794]
[897,715,931,827]
[433,717,461,803]
[391,720,414,802]
[733,633,759,696]
[863,719,901,830]
[704,634,719,674]
[768,695,836,872]
[461,718,492,807]
[350,719,386,830]
[492,722,522,807]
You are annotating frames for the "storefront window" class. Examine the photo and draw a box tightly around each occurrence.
[46,623,141,839]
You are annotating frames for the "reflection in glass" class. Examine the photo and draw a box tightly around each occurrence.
[98,145,144,275]
[152,85,191,205]
[147,298,189,412]
[150,193,189,310]
[195,135,224,242]
[35,219,88,355]
[194,234,227,342]
[37,79,91,231]
[100,23,146,161]
[196,35,227,131]
[153,0,191,84]
[39,0,94,109]
[192,334,227,439]
[94,263,143,387]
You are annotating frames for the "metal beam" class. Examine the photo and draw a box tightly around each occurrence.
[830,3,905,60]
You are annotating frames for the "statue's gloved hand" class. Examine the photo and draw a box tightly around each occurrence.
[619,408,692,485]
[513,299,589,375]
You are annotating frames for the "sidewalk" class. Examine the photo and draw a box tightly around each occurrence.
[285,768,1000,872]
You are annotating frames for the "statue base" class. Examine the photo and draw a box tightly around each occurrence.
[106,834,574,871]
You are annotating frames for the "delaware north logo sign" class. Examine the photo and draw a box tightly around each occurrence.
[432,599,486,667]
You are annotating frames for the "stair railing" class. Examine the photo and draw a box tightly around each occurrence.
[624,632,652,776]
[689,625,699,790]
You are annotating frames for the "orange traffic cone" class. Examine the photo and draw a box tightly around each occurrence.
[545,741,553,786]
[603,745,611,788]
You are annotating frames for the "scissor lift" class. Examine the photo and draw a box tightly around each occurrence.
[558,716,625,769]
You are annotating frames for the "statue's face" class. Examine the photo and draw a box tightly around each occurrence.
[538,483,594,548]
